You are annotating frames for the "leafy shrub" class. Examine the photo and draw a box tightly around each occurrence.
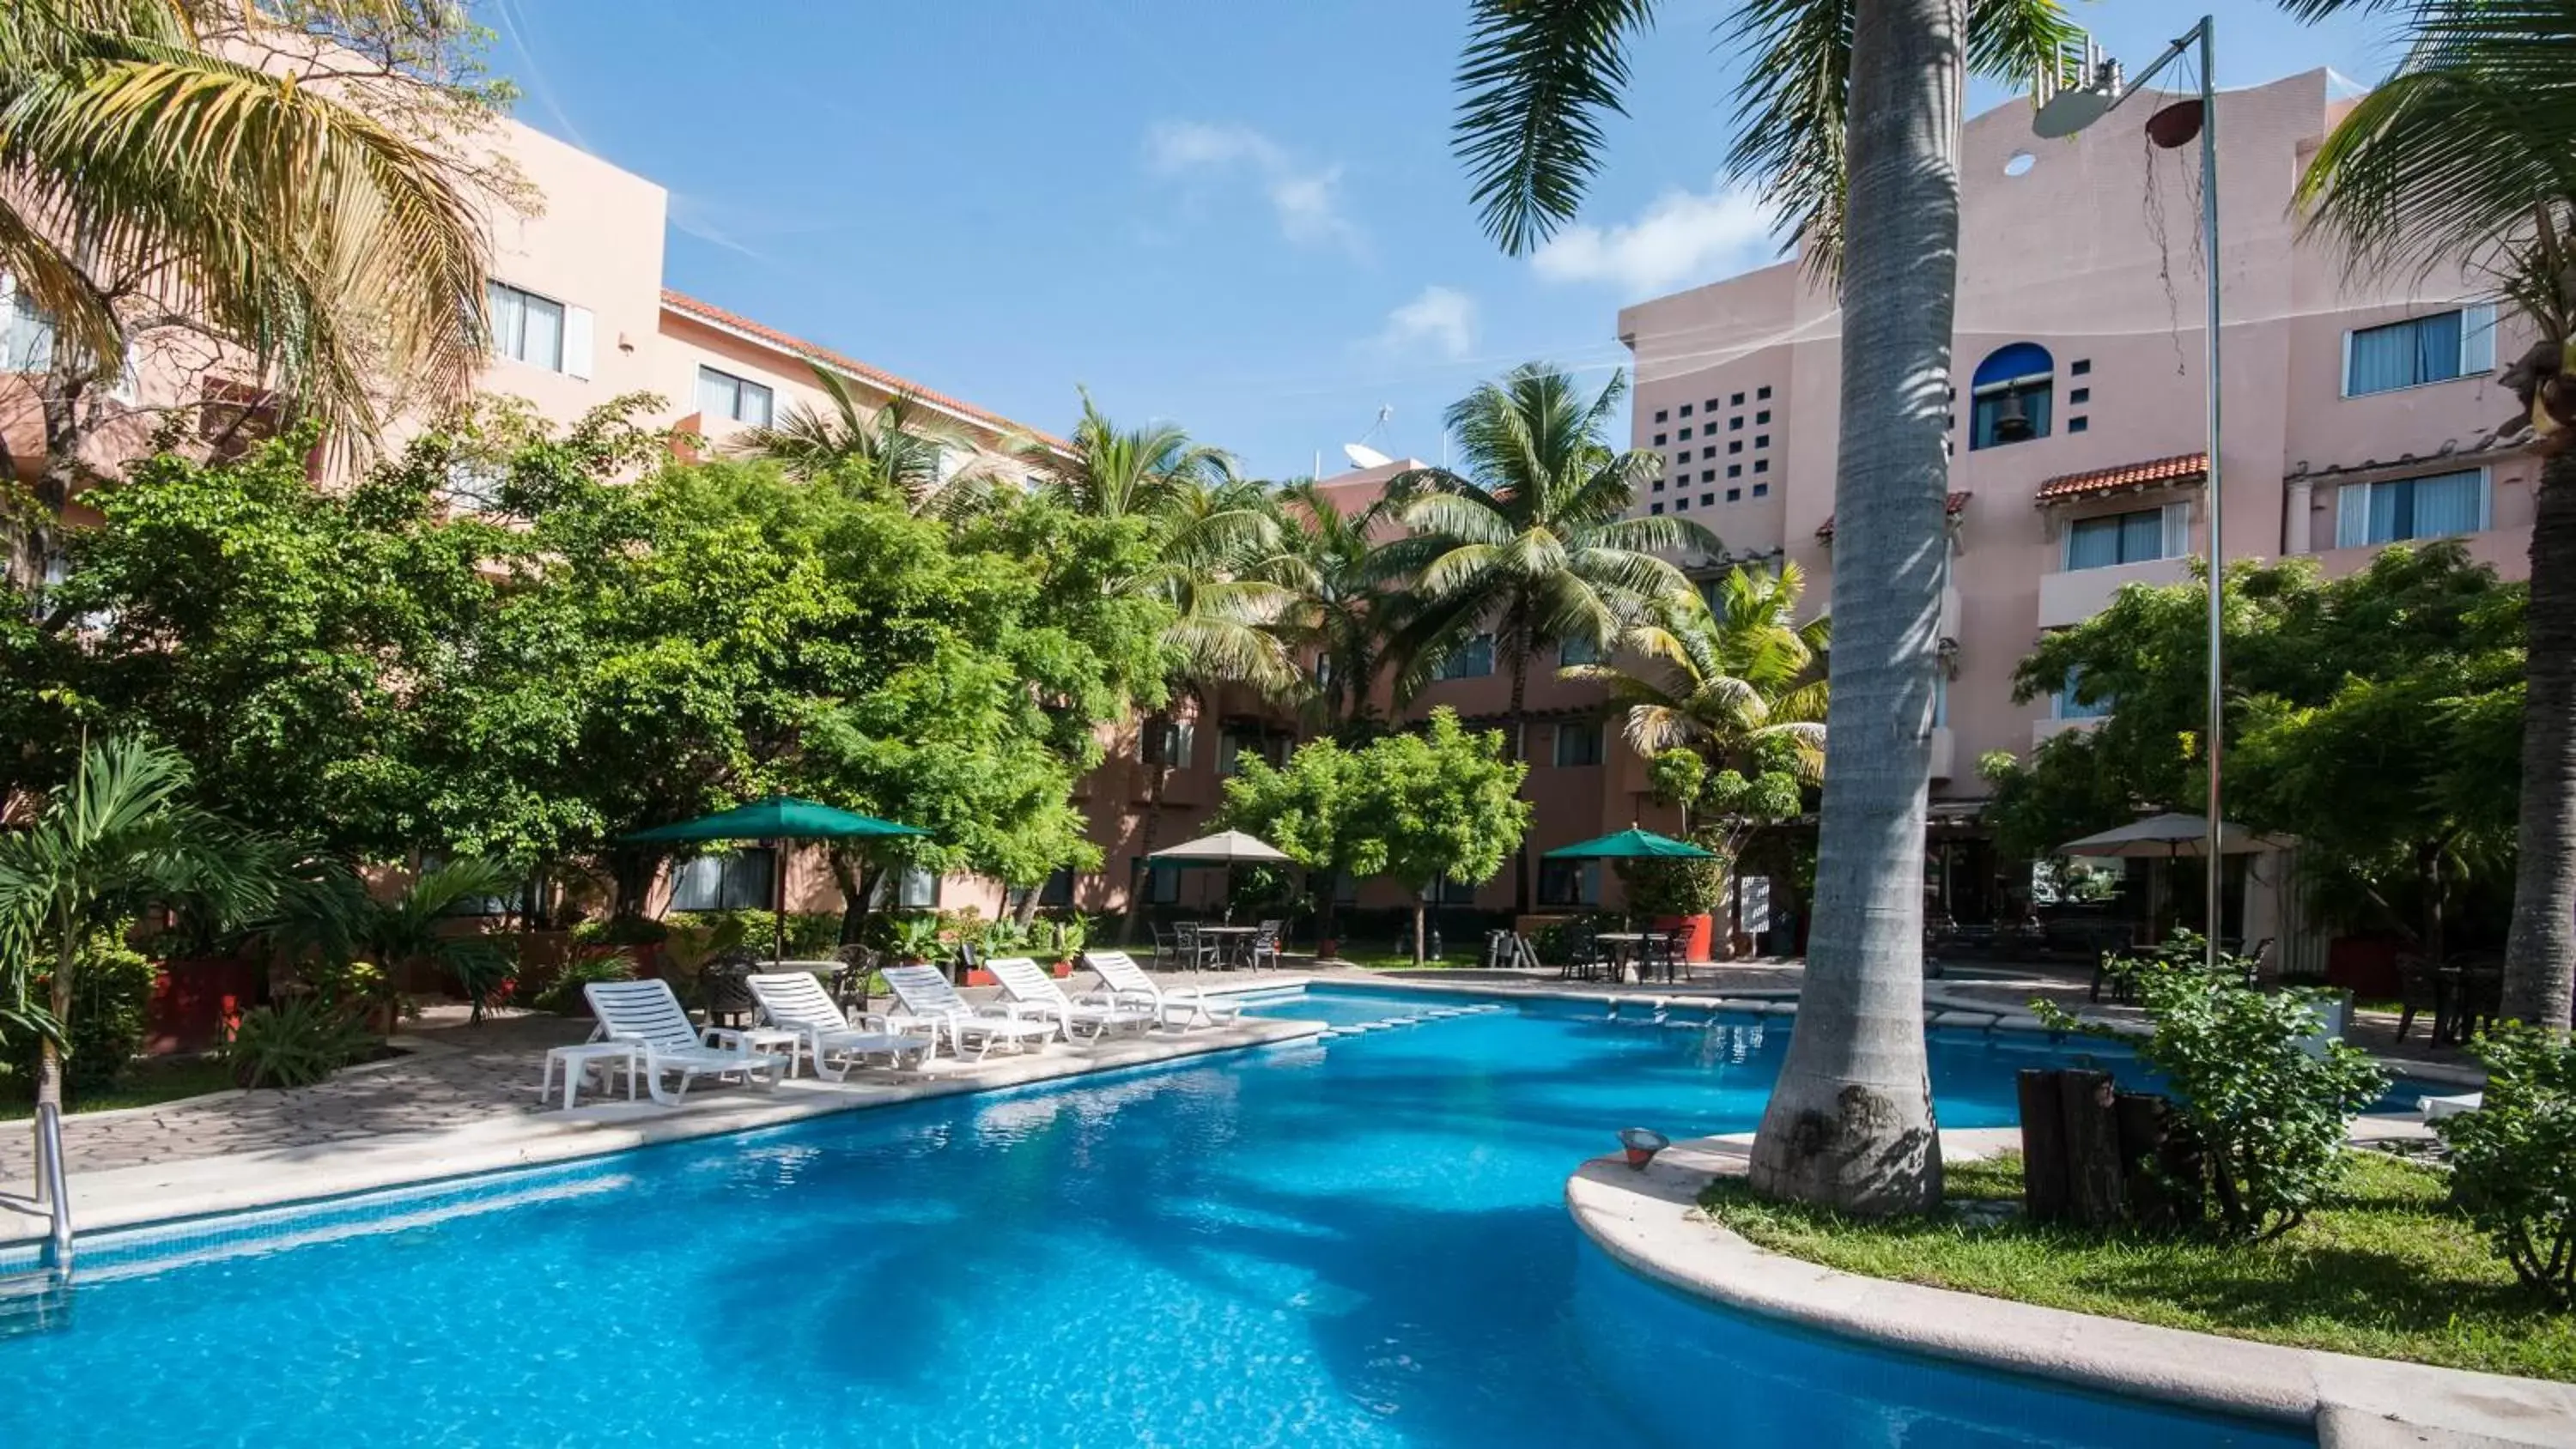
[665,910,838,958]
[1616,856,1727,916]
[572,913,670,948]
[223,997,370,1089]
[532,948,636,1016]
[2441,1027,2576,1307]
[9,935,160,1097]
[2038,934,2385,1241]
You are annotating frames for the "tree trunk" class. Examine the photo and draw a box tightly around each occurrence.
[36,920,73,1113]
[1122,748,1170,946]
[830,849,878,946]
[2505,447,2576,1028]
[1747,0,1955,1215]
[1506,646,1531,915]
[1412,898,1428,967]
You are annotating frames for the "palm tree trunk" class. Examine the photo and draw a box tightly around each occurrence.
[2504,448,2576,1028]
[37,918,73,1113]
[1747,0,1954,1215]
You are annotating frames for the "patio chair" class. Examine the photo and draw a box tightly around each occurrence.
[1149,922,1179,973]
[987,957,1155,1040]
[702,947,761,1028]
[2392,952,2441,1043]
[880,964,1057,1060]
[1174,921,1222,971]
[1641,931,1684,985]
[1250,920,1285,971]
[2445,951,2506,1045]
[746,972,934,1080]
[1078,949,1242,1029]
[1560,922,1604,981]
[582,978,785,1106]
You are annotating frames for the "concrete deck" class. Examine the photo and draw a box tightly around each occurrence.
[1565,1131,2576,1449]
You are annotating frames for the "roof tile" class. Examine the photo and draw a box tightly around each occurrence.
[2033,452,2208,503]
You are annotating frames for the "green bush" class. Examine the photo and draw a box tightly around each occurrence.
[2038,934,2386,1242]
[8,936,158,1098]
[665,909,838,958]
[532,949,636,1016]
[571,913,670,948]
[223,997,370,1089]
[1615,856,1726,916]
[2442,1027,2576,1307]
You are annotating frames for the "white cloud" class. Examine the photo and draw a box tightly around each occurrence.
[1531,183,1783,296]
[1144,120,1363,254]
[1371,286,1479,361]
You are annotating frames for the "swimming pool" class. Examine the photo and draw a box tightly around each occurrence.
[0,985,2305,1446]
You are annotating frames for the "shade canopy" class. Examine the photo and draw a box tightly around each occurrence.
[1147,829,1292,864]
[1543,828,1716,861]
[2055,812,2293,859]
[623,795,928,845]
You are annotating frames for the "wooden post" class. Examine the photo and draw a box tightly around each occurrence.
[2061,1070,2125,1229]
[2017,1069,2069,1224]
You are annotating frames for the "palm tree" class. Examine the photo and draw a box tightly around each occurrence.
[0,736,278,1110]
[0,2,489,470]
[1018,397,1301,935]
[1576,561,1830,782]
[732,364,997,519]
[1372,363,1716,912]
[259,855,520,1027]
[2286,0,2576,1029]
[1449,0,2076,1213]
[1270,478,1406,742]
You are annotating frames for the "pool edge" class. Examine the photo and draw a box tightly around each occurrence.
[1563,1139,2576,1448]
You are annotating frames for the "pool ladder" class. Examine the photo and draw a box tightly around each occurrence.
[0,1105,74,1337]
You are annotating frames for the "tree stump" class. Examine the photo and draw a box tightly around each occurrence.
[2060,1070,2125,1229]
[2017,1069,2069,1224]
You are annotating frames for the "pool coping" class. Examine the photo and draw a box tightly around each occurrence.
[0,1013,1324,1252]
[1564,1133,2576,1448]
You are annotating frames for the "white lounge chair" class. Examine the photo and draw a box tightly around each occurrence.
[746,972,935,1080]
[987,957,1156,1040]
[2421,1090,2483,1123]
[881,965,1058,1060]
[1079,950,1243,1029]
[583,978,785,1106]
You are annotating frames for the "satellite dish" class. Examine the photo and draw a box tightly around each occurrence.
[2032,85,2111,140]
[1342,443,1394,470]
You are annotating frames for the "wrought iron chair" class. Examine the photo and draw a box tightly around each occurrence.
[1250,920,1285,971]
[702,947,761,1028]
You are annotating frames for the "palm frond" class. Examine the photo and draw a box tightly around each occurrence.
[1452,0,1660,254]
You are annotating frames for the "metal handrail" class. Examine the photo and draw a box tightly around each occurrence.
[31,1103,70,1271]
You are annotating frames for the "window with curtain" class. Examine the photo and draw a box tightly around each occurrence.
[696,366,775,426]
[1553,721,1604,767]
[1968,342,2054,450]
[1433,634,1495,680]
[2344,305,2494,396]
[3,286,53,372]
[1558,634,1609,667]
[2055,667,2115,720]
[2336,470,2488,547]
[669,849,775,912]
[898,864,939,909]
[487,281,565,371]
[2063,506,2172,570]
[1538,859,1601,906]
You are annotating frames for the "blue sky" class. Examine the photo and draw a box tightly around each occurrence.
[485,2,2402,478]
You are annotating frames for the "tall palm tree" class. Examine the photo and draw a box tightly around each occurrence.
[1449,0,2076,1213]
[1018,397,1301,935]
[0,736,277,1109]
[1374,363,1717,912]
[731,364,997,519]
[0,2,489,463]
[2287,0,2576,1029]
[1268,478,1406,741]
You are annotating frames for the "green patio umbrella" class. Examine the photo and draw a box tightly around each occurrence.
[1542,827,1716,861]
[623,795,929,961]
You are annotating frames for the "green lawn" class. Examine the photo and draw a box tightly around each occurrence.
[0,1056,236,1119]
[1340,952,1492,972]
[1699,1151,2576,1382]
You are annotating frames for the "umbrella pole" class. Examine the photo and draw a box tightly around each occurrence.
[774,840,787,963]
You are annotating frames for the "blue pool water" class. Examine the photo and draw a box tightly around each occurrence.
[0,986,2306,1447]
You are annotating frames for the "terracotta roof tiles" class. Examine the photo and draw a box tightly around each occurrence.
[2033,452,2208,503]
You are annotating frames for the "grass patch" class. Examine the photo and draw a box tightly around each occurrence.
[1699,1150,2576,1381]
[0,1055,237,1119]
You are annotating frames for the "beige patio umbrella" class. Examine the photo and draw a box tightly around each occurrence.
[2054,813,2295,858]
[1148,830,1294,948]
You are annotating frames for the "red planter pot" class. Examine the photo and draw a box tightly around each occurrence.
[1652,914,1715,964]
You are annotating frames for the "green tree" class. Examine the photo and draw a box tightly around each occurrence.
[0,737,278,1110]
[1448,0,2078,1213]
[1214,737,1385,948]
[2287,0,2576,1028]
[1373,363,1713,911]
[1267,478,1406,743]
[1355,709,1531,966]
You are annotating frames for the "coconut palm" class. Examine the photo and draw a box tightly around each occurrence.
[1267,478,1408,741]
[1449,0,2078,1212]
[0,736,279,1109]
[1574,561,1830,779]
[1373,363,1717,911]
[0,1,489,462]
[2287,0,2576,1028]
[731,364,997,519]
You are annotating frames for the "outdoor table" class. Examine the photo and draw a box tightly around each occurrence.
[1195,925,1258,969]
[541,1040,639,1111]
[707,1025,805,1079]
[1594,931,1649,984]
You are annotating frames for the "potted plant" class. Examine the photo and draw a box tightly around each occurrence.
[1616,855,1723,966]
[1046,915,1089,977]
[884,914,942,967]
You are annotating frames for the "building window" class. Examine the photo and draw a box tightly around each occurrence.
[1674,452,1689,469]
[1678,427,1693,440]
[1559,635,1610,667]
[2343,305,2495,397]
[1653,433,1667,446]
[1726,488,1741,502]
[669,849,776,912]
[1728,440,1744,455]
[1756,409,1771,424]
[1434,634,1496,680]
[1699,492,1715,506]
[2055,668,2115,721]
[1146,864,1182,904]
[1147,715,1194,769]
[1752,482,1769,498]
[487,280,567,372]
[2068,415,2089,433]
[696,367,775,427]
[1730,391,1747,406]
[1701,447,1716,460]
[1754,434,1770,448]
[1729,416,1744,432]
[1757,385,1772,399]
[1753,459,1769,474]
[1675,497,1691,512]
[2068,388,2089,405]
[1680,403,1694,417]
[1651,478,1666,493]
[1650,502,1664,515]
[1553,720,1605,767]
[3,286,53,371]
[2064,504,2185,570]
[1703,397,1721,411]
[1218,730,1280,776]
[2336,469,2488,547]
[1538,858,1601,906]
[898,864,940,909]
[1654,410,1668,423]
[1701,470,1715,482]
[1039,868,1075,908]
[1969,342,2053,449]
[1932,670,1949,728]
[2069,360,2090,377]
[1727,464,1741,478]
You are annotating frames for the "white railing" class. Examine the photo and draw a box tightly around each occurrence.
[30,1103,70,1271]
